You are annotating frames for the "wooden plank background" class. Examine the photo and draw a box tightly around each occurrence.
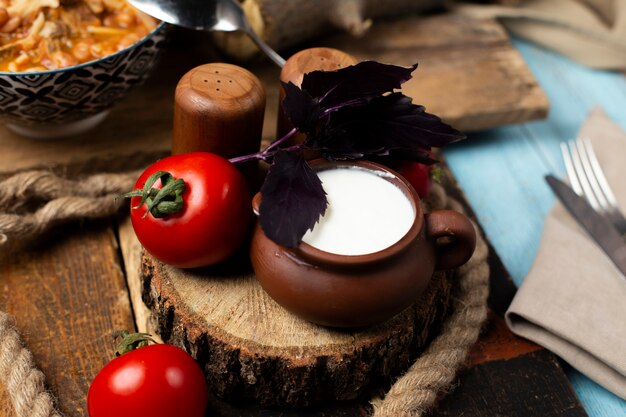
[314,14,549,132]
[0,222,136,416]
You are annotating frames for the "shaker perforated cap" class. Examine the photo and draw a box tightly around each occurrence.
[173,63,266,158]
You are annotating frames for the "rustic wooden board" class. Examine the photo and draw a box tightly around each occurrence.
[118,217,164,344]
[312,13,549,132]
[434,350,587,416]
[0,222,136,417]
[0,12,547,178]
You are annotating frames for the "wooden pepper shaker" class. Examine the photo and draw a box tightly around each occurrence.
[173,63,266,186]
[277,48,358,139]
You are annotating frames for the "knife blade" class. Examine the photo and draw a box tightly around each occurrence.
[546,175,626,281]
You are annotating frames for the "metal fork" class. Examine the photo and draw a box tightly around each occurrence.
[561,138,626,235]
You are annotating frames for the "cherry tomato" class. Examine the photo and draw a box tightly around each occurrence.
[394,161,432,198]
[88,344,208,417]
[129,152,251,268]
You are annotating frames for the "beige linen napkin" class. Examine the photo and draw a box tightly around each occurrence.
[505,108,626,399]
[456,0,626,69]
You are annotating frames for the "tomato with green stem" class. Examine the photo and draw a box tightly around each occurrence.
[126,152,251,268]
[88,332,208,417]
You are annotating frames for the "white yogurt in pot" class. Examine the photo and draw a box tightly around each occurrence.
[302,167,415,256]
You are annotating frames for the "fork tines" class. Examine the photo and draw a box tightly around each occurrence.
[561,138,626,235]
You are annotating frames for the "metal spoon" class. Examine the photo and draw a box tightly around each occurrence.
[128,0,286,67]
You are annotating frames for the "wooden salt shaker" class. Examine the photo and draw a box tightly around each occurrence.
[173,63,266,187]
[277,48,357,139]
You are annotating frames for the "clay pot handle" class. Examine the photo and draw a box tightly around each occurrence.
[425,210,476,270]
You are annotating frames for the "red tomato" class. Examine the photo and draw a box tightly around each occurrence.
[129,152,251,268]
[88,344,208,417]
[394,161,432,198]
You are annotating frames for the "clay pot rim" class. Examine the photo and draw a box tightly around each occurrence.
[253,159,423,267]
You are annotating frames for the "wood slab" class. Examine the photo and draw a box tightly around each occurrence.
[139,254,452,407]
[0,12,547,178]
[0,222,136,417]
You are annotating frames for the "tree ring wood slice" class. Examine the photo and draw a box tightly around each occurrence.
[140,252,453,407]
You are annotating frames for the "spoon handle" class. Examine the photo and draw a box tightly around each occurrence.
[243,25,286,67]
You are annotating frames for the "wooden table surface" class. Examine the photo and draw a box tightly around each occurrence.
[444,39,626,417]
[0,14,623,417]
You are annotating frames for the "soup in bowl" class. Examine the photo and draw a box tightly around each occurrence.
[0,0,166,138]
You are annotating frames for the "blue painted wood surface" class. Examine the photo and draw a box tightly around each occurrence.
[443,38,626,417]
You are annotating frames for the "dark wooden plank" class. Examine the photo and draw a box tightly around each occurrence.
[425,261,586,416]
[426,160,587,417]
[0,221,136,416]
[429,310,586,416]
[432,350,588,417]
[206,393,369,417]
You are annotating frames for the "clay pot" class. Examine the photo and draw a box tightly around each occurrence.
[250,160,476,328]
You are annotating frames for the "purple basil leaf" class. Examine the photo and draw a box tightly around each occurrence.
[301,61,417,109]
[281,81,320,134]
[375,149,438,165]
[306,93,465,160]
[259,151,328,248]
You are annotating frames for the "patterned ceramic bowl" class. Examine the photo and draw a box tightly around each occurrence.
[0,22,167,139]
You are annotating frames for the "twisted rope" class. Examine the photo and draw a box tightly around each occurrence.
[0,170,139,212]
[0,170,139,249]
[0,170,141,415]
[0,311,62,417]
[372,183,490,417]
